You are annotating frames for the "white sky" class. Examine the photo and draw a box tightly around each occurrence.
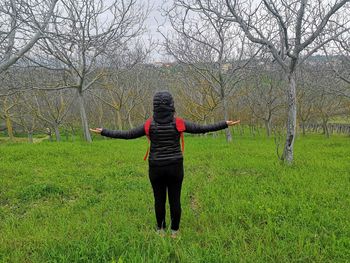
[143,0,171,61]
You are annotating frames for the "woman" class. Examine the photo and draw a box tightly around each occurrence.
[90,91,240,238]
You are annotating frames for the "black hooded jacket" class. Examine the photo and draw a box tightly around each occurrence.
[101,91,228,166]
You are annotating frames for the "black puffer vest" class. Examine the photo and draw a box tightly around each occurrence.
[148,91,183,166]
[148,119,183,166]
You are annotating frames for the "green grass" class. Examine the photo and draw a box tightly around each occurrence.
[0,133,350,262]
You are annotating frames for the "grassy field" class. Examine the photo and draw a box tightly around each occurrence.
[0,132,350,262]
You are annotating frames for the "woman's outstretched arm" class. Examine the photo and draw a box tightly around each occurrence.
[184,120,240,134]
[90,124,145,139]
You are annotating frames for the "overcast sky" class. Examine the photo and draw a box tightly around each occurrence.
[144,0,171,61]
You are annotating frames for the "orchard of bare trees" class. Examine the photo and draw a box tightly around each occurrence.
[1,0,350,164]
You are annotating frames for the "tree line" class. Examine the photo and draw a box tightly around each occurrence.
[0,0,350,164]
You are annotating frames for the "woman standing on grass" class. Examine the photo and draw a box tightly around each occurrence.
[90,91,240,238]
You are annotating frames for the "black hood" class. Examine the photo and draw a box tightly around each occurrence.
[153,91,175,124]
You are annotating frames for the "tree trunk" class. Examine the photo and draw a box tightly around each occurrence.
[128,113,134,129]
[98,107,103,128]
[210,117,215,138]
[322,120,329,138]
[77,89,92,142]
[71,126,75,142]
[46,127,53,142]
[5,113,14,141]
[141,103,148,120]
[202,118,207,137]
[301,121,306,136]
[113,111,117,129]
[239,124,244,136]
[28,131,33,143]
[116,110,123,130]
[250,124,255,137]
[282,73,297,164]
[65,129,69,141]
[54,125,61,142]
[221,96,232,142]
[264,119,271,137]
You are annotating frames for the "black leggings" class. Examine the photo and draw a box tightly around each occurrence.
[149,162,184,231]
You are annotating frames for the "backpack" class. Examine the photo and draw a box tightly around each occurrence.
[143,117,186,160]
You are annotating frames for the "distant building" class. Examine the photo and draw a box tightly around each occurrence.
[221,63,233,72]
[151,61,176,68]
[152,62,164,68]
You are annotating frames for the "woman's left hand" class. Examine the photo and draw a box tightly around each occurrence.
[90,128,103,134]
[226,120,240,126]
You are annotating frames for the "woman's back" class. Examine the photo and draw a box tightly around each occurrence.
[90,90,240,237]
[149,119,183,166]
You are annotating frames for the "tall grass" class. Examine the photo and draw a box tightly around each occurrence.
[0,133,349,262]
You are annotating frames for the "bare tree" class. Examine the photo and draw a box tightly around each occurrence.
[297,68,316,136]
[314,89,346,137]
[244,67,284,137]
[22,89,75,141]
[197,0,350,162]
[12,96,39,143]
[0,69,23,139]
[0,92,19,140]
[162,0,256,142]
[296,60,337,135]
[94,65,149,130]
[33,0,148,142]
[325,33,350,98]
[0,0,59,74]
[175,70,221,123]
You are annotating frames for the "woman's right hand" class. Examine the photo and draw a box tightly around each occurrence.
[89,128,103,134]
[226,120,240,126]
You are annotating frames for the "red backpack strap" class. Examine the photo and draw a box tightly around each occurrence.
[175,117,186,152]
[175,117,186,132]
[144,118,152,137]
[144,118,152,160]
